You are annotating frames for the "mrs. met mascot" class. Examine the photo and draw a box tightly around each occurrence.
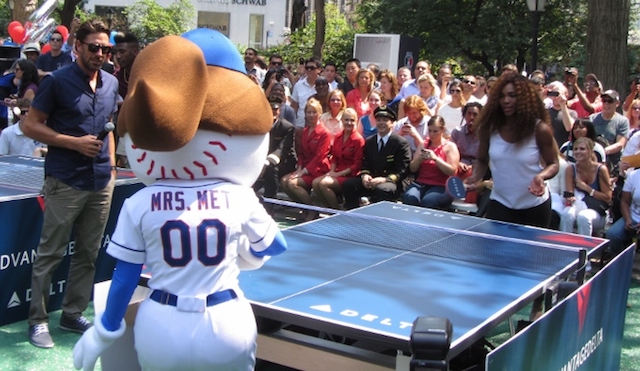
[72,29,287,370]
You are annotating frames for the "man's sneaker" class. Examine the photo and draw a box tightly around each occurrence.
[29,324,54,348]
[59,315,92,334]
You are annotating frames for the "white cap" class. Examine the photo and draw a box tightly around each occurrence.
[23,43,41,54]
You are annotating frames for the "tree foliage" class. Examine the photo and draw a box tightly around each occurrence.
[124,0,195,44]
[357,0,588,76]
[263,3,358,69]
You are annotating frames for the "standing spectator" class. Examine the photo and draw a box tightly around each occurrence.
[402,115,460,210]
[322,62,339,91]
[568,72,603,118]
[589,90,629,170]
[473,76,488,105]
[623,78,640,114]
[253,96,296,212]
[451,102,483,179]
[547,81,578,148]
[291,58,320,129]
[263,69,291,101]
[346,68,374,119]
[312,108,365,209]
[396,61,431,100]
[500,64,518,76]
[338,58,360,95]
[461,75,481,104]
[560,137,611,236]
[396,66,412,87]
[244,48,266,84]
[22,20,119,349]
[393,95,430,153]
[563,67,579,100]
[379,69,399,103]
[465,72,558,228]
[439,80,466,134]
[320,89,346,137]
[559,119,607,164]
[312,76,330,112]
[113,32,140,100]
[268,53,295,90]
[0,98,45,156]
[486,76,498,94]
[398,73,441,119]
[358,90,384,139]
[36,30,72,78]
[271,83,295,123]
[436,64,452,101]
[342,105,411,209]
[22,43,41,63]
[280,98,331,219]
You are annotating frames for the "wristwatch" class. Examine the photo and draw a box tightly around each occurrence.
[589,188,595,197]
[110,165,118,172]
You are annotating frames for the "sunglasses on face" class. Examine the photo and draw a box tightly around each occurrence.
[449,89,461,94]
[271,61,283,66]
[547,91,560,97]
[82,42,112,54]
[602,99,615,104]
[305,66,317,71]
[633,107,640,111]
[49,38,62,42]
[463,79,476,85]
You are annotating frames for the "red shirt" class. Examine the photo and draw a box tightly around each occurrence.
[416,139,450,186]
[298,124,331,177]
[331,130,365,175]
[346,89,371,118]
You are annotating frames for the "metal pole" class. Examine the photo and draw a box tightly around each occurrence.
[531,10,539,73]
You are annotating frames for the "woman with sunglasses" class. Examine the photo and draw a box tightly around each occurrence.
[14,59,40,102]
[346,69,375,119]
[358,90,385,139]
[312,108,365,209]
[438,80,466,134]
[320,89,347,137]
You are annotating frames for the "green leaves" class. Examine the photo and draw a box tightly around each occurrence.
[124,0,195,44]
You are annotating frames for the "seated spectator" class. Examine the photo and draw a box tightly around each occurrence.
[559,119,606,164]
[547,81,578,147]
[14,59,39,102]
[399,73,441,119]
[253,96,296,211]
[393,95,430,154]
[320,89,346,137]
[312,108,365,209]
[606,168,640,255]
[625,98,640,133]
[36,30,73,78]
[0,98,45,156]
[280,98,331,219]
[547,156,569,229]
[346,69,375,118]
[358,90,384,139]
[401,116,460,210]
[560,138,612,236]
[589,90,629,170]
[312,76,330,112]
[342,105,411,209]
[438,80,466,134]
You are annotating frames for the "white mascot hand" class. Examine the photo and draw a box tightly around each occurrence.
[73,313,126,370]
[236,235,270,270]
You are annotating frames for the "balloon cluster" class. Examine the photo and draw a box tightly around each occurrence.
[6,0,68,48]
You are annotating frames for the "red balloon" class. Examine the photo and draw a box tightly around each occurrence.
[7,21,21,33]
[55,25,69,41]
[41,43,51,54]
[9,25,26,43]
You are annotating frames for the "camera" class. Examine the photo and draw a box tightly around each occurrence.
[547,91,560,97]
[270,66,285,82]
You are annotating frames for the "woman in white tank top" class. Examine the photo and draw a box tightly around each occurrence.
[464,73,559,228]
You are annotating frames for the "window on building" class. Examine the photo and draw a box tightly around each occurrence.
[198,11,230,37]
[249,14,264,49]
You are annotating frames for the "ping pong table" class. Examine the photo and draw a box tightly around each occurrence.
[239,201,608,369]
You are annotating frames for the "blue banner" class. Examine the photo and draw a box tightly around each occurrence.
[0,182,143,326]
[486,245,634,370]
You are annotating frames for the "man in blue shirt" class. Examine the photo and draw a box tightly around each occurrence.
[22,20,119,349]
[35,30,73,78]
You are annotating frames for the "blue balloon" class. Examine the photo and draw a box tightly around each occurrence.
[109,30,117,45]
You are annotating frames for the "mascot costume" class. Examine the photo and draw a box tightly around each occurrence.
[72,29,287,370]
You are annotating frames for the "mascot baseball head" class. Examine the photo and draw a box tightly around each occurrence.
[118,29,271,186]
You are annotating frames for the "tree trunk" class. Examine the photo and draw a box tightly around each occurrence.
[586,0,630,99]
[60,0,83,30]
[312,0,325,62]
[12,0,38,25]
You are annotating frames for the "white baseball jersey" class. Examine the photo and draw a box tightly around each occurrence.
[107,179,279,297]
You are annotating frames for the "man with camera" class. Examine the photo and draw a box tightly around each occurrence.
[547,81,578,147]
[268,54,296,90]
[566,70,603,119]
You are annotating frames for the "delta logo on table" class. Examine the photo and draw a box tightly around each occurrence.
[310,304,414,330]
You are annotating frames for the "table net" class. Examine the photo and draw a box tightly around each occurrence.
[0,161,44,191]
[291,212,583,277]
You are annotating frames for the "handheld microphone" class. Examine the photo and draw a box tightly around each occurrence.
[96,122,115,141]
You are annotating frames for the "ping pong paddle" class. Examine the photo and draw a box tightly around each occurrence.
[446,176,467,199]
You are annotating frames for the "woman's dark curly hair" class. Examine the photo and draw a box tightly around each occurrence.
[16,59,39,98]
[476,72,549,146]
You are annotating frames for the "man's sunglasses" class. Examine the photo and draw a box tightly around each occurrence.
[82,42,112,54]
